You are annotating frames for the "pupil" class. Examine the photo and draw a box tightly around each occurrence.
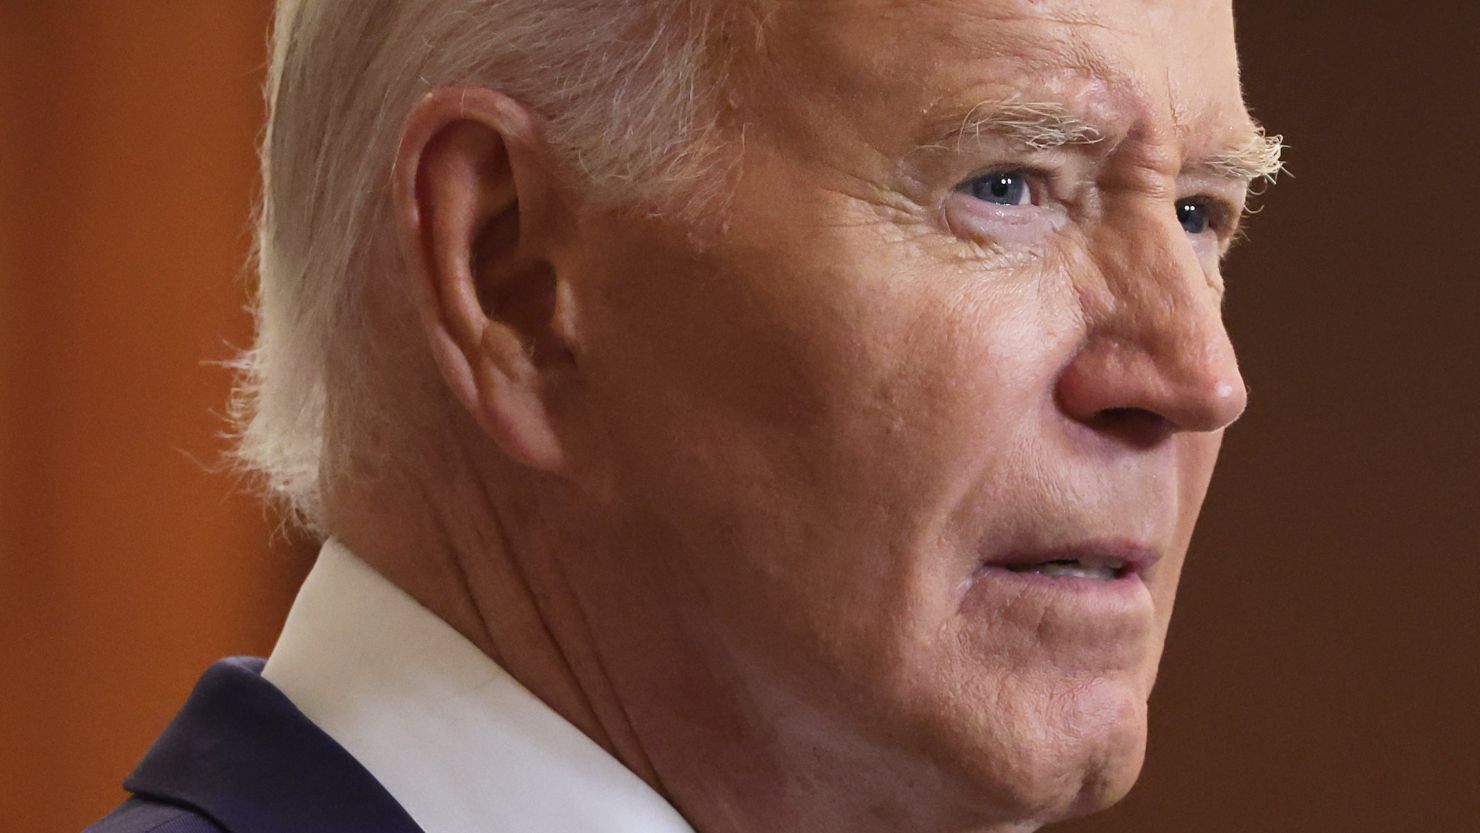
[991,174,1014,199]
[1178,200,1209,234]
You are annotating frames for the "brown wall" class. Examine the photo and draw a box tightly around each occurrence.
[2,4,1476,832]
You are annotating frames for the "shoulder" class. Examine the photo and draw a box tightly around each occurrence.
[84,797,225,833]
[88,658,423,833]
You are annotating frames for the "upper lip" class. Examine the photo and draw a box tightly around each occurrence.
[982,539,1163,579]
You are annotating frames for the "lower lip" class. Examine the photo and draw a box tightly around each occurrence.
[961,564,1155,622]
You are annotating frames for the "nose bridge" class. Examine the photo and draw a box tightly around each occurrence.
[1102,207,1225,365]
[1065,202,1246,434]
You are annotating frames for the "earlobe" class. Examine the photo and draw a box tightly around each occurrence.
[394,87,574,474]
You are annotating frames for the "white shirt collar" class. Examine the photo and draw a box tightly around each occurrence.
[262,539,696,833]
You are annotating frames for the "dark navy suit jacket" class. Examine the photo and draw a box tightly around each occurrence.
[85,658,425,833]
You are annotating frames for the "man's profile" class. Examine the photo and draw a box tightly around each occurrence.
[87,1,1281,831]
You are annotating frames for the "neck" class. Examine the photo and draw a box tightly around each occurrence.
[321,456,665,789]
[321,458,1041,833]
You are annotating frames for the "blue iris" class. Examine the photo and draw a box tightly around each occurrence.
[970,170,1030,206]
[1177,199,1212,234]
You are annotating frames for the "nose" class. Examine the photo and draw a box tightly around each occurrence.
[1055,213,1248,445]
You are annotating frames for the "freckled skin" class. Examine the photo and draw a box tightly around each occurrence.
[401,1,1257,832]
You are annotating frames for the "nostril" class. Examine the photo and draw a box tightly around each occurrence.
[1054,326,1246,438]
[1091,407,1174,449]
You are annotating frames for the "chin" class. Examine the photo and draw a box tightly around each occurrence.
[1057,713,1148,819]
[919,671,1152,828]
[998,677,1150,824]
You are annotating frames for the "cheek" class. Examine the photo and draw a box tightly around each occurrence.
[575,208,1066,635]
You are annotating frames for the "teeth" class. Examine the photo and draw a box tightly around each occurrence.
[1036,562,1116,580]
[1007,559,1124,581]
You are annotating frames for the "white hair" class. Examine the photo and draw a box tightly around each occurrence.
[232,0,742,527]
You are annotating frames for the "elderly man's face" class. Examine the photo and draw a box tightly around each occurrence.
[549,0,1254,827]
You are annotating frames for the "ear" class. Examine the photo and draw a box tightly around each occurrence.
[393,87,577,474]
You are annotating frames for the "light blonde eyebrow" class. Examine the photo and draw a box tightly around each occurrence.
[922,98,1288,188]
[1191,124,1288,185]
[929,99,1106,152]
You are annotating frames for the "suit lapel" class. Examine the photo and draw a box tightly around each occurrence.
[125,657,425,833]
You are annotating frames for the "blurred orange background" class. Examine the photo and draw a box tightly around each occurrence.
[2,4,1476,832]
[0,4,312,829]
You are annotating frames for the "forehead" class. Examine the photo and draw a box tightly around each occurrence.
[746,0,1252,156]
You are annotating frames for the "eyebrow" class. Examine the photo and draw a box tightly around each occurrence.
[923,98,1287,185]
[933,99,1106,152]
[1186,125,1287,185]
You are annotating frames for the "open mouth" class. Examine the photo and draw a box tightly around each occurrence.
[1001,557,1128,582]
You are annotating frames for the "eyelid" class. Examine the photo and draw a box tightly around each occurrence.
[1182,193,1241,235]
[1178,173,1251,222]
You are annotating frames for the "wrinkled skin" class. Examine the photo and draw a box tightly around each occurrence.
[371,1,1266,831]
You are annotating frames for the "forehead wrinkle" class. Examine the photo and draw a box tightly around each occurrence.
[945,14,1135,89]
[757,0,1262,179]
[911,30,1151,156]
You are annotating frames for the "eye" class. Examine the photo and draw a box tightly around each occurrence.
[965,169,1033,206]
[1176,197,1214,235]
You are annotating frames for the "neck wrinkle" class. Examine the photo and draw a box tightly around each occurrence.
[458,462,667,789]
[326,447,672,803]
